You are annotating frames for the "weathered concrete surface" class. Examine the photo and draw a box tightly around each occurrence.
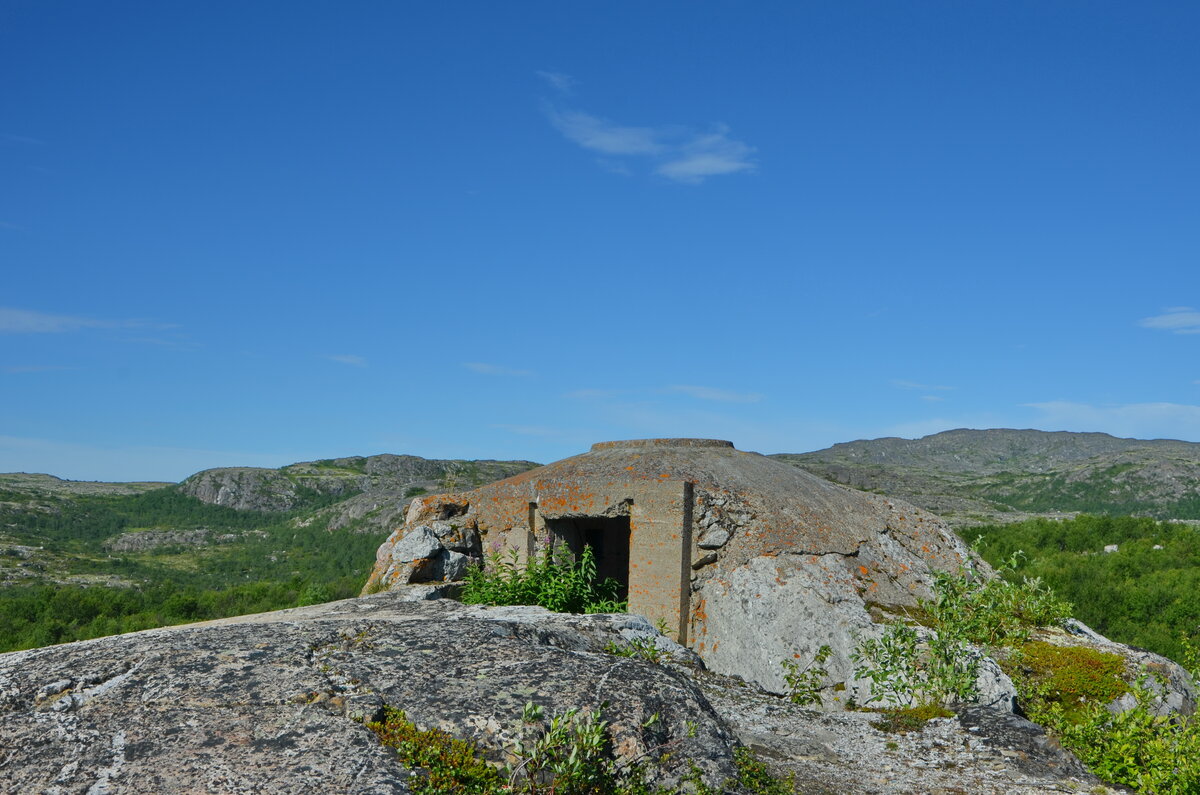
[365,439,978,694]
[0,595,738,794]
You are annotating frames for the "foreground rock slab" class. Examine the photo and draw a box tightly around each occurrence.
[0,595,737,794]
[698,670,1127,795]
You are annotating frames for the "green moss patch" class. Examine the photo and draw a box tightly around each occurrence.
[366,706,505,794]
[1001,641,1128,720]
[868,703,955,734]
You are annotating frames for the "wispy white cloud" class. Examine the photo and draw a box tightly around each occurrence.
[1023,400,1200,441]
[541,77,755,185]
[0,435,306,483]
[892,379,955,391]
[665,384,762,403]
[565,388,627,400]
[0,307,170,334]
[1,133,46,146]
[323,354,367,367]
[464,362,533,377]
[1140,307,1200,334]
[0,307,111,333]
[536,70,576,94]
[3,365,72,374]
[546,108,665,156]
[595,159,633,176]
[492,423,560,437]
[654,125,756,185]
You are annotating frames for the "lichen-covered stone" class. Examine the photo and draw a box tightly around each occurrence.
[0,594,738,794]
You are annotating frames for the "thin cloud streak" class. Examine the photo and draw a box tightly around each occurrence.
[492,423,560,437]
[0,307,109,333]
[1,133,47,146]
[324,354,367,367]
[892,380,955,391]
[0,307,171,334]
[541,75,755,184]
[3,365,73,374]
[654,125,756,184]
[565,388,626,400]
[1140,307,1200,334]
[1024,400,1200,441]
[535,70,576,94]
[546,108,664,155]
[464,362,533,377]
[666,385,762,403]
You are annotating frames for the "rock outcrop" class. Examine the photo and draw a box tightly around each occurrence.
[0,594,1126,794]
[179,455,539,524]
[0,594,738,793]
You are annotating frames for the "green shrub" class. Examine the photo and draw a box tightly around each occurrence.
[968,515,1200,662]
[460,546,626,614]
[851,623,978,708]
[367,700,796,794]
[1039,678,1200,794]
[781,644,832,706]
[605,637,666,664]
[729,746,795,794]
[925,549,1072,648]
[367,706,505,794]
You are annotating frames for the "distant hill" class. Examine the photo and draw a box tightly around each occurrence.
[0,453,539,598]
[773,429,1200,523]
[177,454,540,530]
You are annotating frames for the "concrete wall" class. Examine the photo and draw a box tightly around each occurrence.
[525,479,694,643]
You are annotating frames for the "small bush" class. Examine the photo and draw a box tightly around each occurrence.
[605,637,666,664]
[367,706,504,794]
[729,746,796,794]
[1040,678,1200,794]
[925,549,1073,648]
[851,623,978,708]
[367,701,797,794]
[781,644,832,706]
[460,546,626,614]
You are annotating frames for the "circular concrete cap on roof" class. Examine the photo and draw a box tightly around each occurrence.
[590,438,735,451]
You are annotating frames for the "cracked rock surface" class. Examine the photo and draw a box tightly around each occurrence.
[0,594,1145,794]
[698,670,1129,794]
[0,595,735,794]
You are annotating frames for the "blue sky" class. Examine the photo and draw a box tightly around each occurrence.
[2,1,1198,481]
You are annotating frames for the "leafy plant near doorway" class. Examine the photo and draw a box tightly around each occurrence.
[460,546,626,614]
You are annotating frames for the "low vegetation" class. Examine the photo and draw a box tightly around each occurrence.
[804,535,1200,793]
[366,702,795,794]
[460,546,626,614]
[0,487,382,652]
[970,515,1200,662]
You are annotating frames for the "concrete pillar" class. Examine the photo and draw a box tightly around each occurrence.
[628,481,693,644]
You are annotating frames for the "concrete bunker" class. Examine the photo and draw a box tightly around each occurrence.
[365,436,977,692]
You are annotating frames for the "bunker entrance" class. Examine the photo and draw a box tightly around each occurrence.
[546,516,631,601]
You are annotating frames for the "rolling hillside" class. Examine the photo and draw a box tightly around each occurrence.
[774,429,1200,523]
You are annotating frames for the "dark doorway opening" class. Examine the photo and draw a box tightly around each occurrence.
[545,516,630,601]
